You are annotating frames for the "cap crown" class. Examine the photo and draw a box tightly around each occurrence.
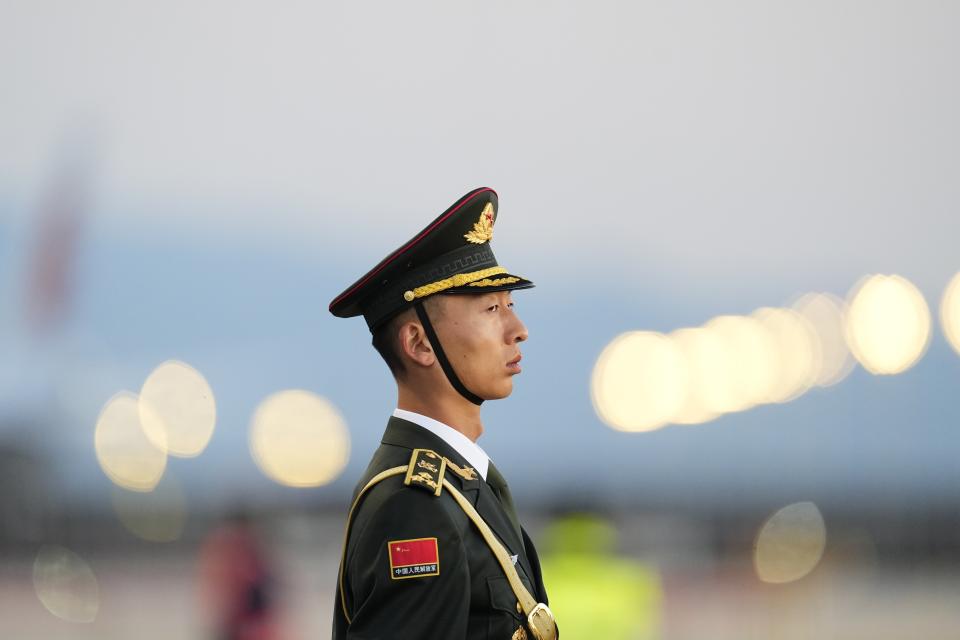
[329,188,533,330]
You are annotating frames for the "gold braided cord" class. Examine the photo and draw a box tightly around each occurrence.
[411,266,508,299]
[337,462,555,639]
[338,465,556,640]
[442,478,558,639]
[467,276,521,288]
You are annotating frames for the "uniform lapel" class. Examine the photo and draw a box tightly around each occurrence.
[486,461,522,541]
[475,478,537,585]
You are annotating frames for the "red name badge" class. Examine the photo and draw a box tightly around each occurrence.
[388,537,440,579]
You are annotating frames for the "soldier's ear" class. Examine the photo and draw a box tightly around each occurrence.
[398,320,436,369]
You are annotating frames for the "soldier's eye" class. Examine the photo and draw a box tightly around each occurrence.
[488,304,499,312]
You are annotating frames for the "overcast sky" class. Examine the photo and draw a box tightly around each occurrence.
[2,2,959,506]
[3,1,959,293]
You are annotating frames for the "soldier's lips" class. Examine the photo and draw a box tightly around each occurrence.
[506,354,522,373]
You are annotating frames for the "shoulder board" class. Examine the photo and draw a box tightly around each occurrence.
[403,449,446,497]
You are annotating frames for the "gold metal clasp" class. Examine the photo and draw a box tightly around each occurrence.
[526,603,557,640]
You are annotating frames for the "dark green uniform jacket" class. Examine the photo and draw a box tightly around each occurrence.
[333,416,550,639]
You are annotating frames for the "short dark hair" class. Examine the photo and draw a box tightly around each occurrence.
[371,313,407,380]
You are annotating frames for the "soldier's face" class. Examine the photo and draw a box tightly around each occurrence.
[432,291,528,400]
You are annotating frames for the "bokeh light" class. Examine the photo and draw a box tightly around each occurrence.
[939,271,960,356]
[702,315,777,412]
[32,545,100,623]
[754,501,827,584]
[792,292,856,386]
[112,473,188,543]
[665,327,723,425]
[94,391,167,491]
[249,390,351,487]
[592,282,914,428]
[591,331,687,432]
[751,307,821,403]
[845,275,931,375]
[139,359,216,457]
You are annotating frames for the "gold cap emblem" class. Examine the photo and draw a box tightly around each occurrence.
[464,202,495,244]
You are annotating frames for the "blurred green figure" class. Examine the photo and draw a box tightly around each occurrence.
[539,513,662,640]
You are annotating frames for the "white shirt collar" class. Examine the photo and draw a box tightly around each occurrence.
[392,408,490,481]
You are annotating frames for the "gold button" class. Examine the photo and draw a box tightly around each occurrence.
[516,601,522,614]
[403,290,415,302]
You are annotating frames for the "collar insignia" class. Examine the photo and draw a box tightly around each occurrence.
[444,457,479,481]
[464,202,495,244]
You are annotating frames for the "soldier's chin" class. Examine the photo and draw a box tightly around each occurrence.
[483,380,514,401]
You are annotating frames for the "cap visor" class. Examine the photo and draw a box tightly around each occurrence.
[443,273,534,295]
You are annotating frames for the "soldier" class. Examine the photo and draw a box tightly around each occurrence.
[329,188,556,639]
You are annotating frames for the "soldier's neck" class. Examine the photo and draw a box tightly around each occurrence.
[397,383,484,442]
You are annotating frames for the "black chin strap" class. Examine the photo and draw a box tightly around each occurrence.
[414,301,484,406]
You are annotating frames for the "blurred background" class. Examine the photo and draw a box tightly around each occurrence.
[2,1,960,638]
